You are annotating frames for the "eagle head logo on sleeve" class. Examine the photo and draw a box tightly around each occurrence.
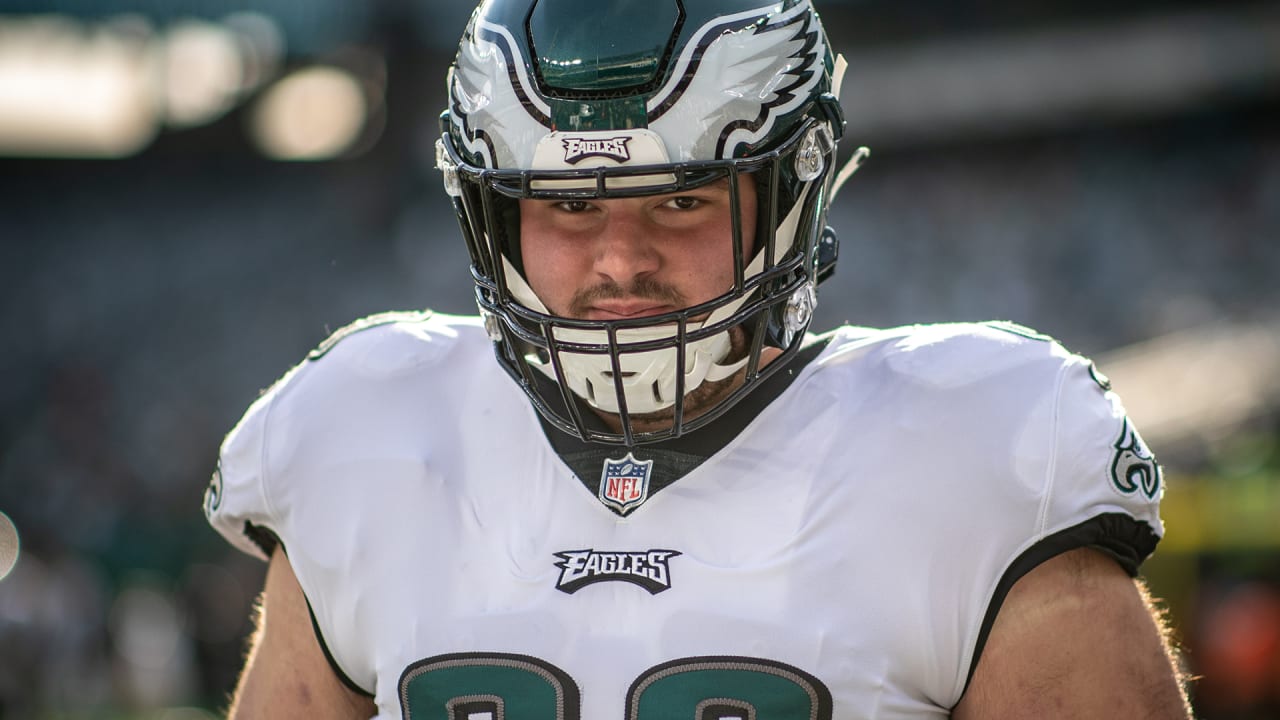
[204,461,223,516]
[1110,418,1162,500]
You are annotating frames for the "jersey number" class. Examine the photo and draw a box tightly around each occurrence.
[398,652,833,719]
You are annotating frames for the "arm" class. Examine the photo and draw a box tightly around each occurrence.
[227,547,377,719]
[953,547,1191,719]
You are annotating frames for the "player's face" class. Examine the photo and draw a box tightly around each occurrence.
[518,176,757,323]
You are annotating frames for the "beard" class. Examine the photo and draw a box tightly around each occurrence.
[602,324,754,434]
[562,277,770,435]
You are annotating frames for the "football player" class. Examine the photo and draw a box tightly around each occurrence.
[206,0,1193,717]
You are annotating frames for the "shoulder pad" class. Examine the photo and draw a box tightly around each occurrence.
[308,310,434,361]
[880,321,1069,390]
[303,311,484,378]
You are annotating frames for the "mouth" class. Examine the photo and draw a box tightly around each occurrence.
[585,303,677,320]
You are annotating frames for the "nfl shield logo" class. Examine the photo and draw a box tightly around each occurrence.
[599,453,654,516]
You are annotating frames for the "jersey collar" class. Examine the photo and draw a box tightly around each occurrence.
[533,333,833,512]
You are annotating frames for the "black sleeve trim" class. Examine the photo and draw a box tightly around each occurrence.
[255,530,376,699]
[960,512,1161,698]
[242,520,279,559]
[306,598,377,698]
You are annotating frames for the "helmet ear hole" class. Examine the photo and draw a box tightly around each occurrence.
[816,226,839,284]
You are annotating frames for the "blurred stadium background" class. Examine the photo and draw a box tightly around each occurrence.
[0,0,1277,717]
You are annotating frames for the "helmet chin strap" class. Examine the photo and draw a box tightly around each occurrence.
[498,181,812,415]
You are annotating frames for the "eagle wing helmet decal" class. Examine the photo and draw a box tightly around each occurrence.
[648,1,827,160]
[449,20,552,169]
[449,1,828,167]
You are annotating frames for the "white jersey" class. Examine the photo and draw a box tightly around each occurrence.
[205,312,1164,719]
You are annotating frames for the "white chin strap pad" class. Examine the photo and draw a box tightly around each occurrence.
[503,256,749,415]
[546,324,744,414]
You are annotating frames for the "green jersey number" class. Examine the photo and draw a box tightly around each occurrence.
[399,653,833,719]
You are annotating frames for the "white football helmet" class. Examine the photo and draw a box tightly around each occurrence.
[437,0,857,445]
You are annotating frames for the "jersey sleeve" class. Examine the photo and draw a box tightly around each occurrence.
[1037,350,1163,571]
[203,372,292,561]
[202,310,445,562]
[201,311,480,699]
[957,334,1165,698]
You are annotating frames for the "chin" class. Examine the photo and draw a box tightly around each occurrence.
[601,326,756,434]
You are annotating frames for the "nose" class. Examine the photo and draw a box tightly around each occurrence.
[592,208,659,286]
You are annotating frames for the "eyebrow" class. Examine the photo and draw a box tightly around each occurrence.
[519,175,735,205]
[680,176,732,193]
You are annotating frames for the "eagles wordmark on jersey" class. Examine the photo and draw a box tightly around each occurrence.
[553,549,680,595]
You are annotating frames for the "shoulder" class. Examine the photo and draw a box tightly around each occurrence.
[793,323,1165,704]
[805,321,1162,542]
[245,311,493,440]
[815,319,1164,560]
[303,310,490,375]
[248,310,498,441]
[205,311,500,558]
[812,320,1092,395]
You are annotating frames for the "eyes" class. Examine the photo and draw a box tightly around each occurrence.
[551,200,593,214]
[551,195,706,215]
[521,183,742,234]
